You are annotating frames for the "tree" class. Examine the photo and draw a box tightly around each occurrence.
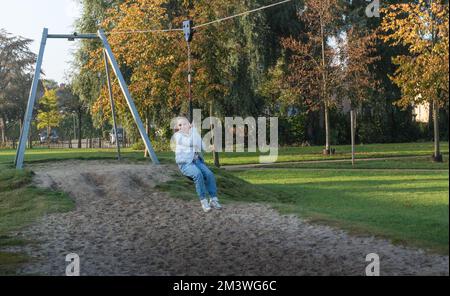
[86,0,238,144]
[342,0,413,145]
[57,84,85,146]
[281,0,343,154]
[0,29,36,144]
[258,56,291,113]
[335,27,380,165]
[380,0,449,162]
[36,89,62,144]
[72,0,123,147]
[85,0,182,150]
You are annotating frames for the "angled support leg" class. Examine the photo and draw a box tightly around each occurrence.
[103,49,121,161]
[15,28,48,169]
[97,29,159,164]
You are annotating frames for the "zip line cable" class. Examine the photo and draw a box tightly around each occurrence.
[104,0,292,35]
[107,28,183,35]
[193,0,292,29]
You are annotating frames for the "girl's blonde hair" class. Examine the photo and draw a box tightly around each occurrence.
[172,116,190,132]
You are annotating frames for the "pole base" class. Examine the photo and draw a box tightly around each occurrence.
[323,148,336,155]
[213,152,220,168]
[431,153,443,163]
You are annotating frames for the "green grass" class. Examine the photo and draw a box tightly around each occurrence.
[230,168,449,254]
[0,141,448,269]
[1,142,448,166]
[0,252,29,275]
[156,168,294,205]
[0,148,174,165]
[0,164,75,275]
[201,142,449,166]
[268,156,449,170]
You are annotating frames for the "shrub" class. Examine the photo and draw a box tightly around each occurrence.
[131,138,171,152]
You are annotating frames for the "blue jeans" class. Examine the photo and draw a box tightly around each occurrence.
[178,158,218,201]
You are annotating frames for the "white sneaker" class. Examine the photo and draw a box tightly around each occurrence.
[209,197,222,210]
[201,199,212,212]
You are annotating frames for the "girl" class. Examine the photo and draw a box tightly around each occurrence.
[172,117,222,212]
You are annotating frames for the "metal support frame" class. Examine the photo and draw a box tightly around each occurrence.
[98,29,159,164]
[14,28,160,169]
[103,49,121,161]
[14,28,48,168]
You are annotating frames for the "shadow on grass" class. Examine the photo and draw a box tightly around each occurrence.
[247,175,449,255]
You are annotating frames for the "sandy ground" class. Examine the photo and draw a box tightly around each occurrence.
[4,160,448,276]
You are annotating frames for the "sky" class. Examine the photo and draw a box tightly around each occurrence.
[0,0,82,83]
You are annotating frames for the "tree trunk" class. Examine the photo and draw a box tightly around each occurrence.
[28,129,33,149]
[432,100,442,162]
[324,101,330,154]
[0,116,5,144]
[351,109,356,167]
[47,125,51,148]
[77,111,82,149]
[210,100,220,167]
[320,13,331,155]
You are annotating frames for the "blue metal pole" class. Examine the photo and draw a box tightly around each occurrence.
[15,28,48,169]
[97,29,160,164]
[103,49,121,161]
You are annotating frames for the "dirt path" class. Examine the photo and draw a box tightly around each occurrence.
[5,160,448,276]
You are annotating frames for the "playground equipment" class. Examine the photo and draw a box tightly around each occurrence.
[14,0,294,169]
[14,29,160,169]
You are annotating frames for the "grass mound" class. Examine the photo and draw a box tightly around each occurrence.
[0,164,75,274]
[155,167,295,205]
